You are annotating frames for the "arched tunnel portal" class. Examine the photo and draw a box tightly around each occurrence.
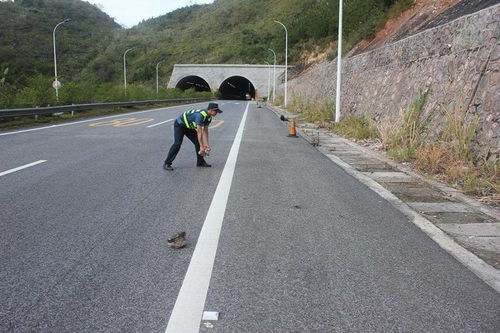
[175,76,211,92]
[219,76,255,100]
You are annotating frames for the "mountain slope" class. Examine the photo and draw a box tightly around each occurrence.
[82,0,417,84]
[0,0,120,84]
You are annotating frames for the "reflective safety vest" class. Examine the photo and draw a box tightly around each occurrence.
[182,109,212,129]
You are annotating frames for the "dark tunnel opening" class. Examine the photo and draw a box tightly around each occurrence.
[175,76,211,92]
[219,76,255,100]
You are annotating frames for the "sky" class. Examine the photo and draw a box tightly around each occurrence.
[90,0,214,28]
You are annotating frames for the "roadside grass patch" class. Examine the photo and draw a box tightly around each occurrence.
[379,91,429,162]
[288,96,333,124]
[329,113,379,140]
[414,102,498,201]
[271,95,285,107]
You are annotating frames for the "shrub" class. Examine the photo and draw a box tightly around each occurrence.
[58,81,96,105]
[125,84,156,101]
[15,74,56,107]
[0,82,18,108]
[94,83,125,102]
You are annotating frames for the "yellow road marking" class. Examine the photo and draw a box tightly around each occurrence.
[115,118,154,127]
[209,120,224,129]
[89,118,154,127]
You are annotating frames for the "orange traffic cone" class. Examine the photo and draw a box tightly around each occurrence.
[288,118,297,137]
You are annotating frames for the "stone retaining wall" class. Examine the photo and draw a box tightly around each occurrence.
[280,4,499,159]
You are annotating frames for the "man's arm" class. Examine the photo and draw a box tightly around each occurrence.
[203,126,210,149]
[196,125,205,151]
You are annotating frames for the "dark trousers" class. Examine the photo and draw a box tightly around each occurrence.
[164,122,205,165]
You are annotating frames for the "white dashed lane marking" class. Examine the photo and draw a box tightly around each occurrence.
[147,119,174,128]
[0,160,47,177]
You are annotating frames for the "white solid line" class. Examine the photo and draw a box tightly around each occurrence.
[147,119,174,128]
[165,102,249,333]
[0,101,210,137]
[0,160,47,177]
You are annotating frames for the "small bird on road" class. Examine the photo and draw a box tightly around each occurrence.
[168,232,186,249]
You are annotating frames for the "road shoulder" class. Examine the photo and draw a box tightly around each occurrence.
[268,104,500,293]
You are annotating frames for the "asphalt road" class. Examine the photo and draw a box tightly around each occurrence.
[1,101,499,332]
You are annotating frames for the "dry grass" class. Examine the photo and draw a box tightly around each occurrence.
[271,95,285,107]
[288,96,378,140]
[329,113,379,140]
[378,91,429,162]
[288,95,333,124]
[442,103,478,161]
[413,102,498,202]
[415,142,448,174]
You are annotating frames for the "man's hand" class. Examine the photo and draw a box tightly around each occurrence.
[199,145,208,156]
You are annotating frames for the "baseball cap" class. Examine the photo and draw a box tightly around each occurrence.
[208,102,223,113]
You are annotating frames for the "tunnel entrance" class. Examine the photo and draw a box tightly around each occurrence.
[219,76,255,100]
[175,76,211,92]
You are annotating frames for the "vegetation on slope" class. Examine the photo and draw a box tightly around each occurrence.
[0,0,120,85]
[0,0,415,108]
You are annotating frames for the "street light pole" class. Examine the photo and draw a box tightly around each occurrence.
[123,48,134,94]
[156,59,165,98]
[274,20,288,108]
[335,0,343,123]
[264,61,271,101]
[52,18,71,102]
[268,48,276,102]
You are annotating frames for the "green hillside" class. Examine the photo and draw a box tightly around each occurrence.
[90,0,413,84]
[0,0,120,84]
[0,0,414,107]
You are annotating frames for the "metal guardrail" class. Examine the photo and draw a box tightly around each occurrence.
[0,98,213,118]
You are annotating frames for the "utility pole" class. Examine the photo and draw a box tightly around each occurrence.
[335,1,343,122]
[268,48,277,103]
[123,48,134,94]
[156,59,165,97]
[274,20,288,108]
[52,18,71,102]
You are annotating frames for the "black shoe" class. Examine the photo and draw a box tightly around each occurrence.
[197,162,212,167]
[163,163,173,171]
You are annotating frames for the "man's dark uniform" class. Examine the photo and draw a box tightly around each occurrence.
[164,109,212,167]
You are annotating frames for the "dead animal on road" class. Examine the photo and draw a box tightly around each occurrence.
[168,231,186,249]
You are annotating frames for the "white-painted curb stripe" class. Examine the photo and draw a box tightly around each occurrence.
[0,160,47,177]
[165,102,249,333]
[147,119,174,128]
